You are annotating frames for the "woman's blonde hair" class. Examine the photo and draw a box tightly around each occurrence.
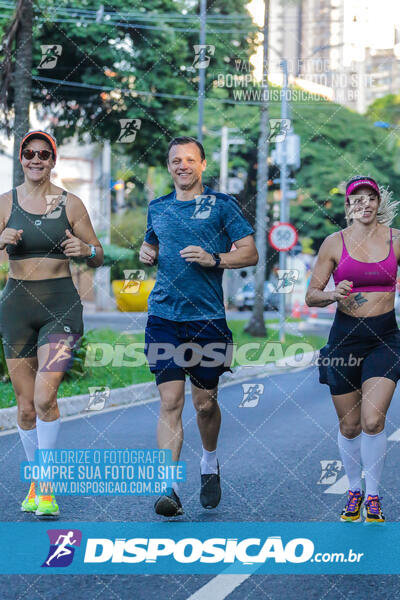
[339,179,400,226]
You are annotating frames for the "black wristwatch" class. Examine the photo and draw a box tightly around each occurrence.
[212,252,221,267]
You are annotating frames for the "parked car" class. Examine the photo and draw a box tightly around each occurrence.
[233,281,279,311]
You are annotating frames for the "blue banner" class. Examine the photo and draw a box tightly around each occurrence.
[20,449,186,496]
[0,521,395,574]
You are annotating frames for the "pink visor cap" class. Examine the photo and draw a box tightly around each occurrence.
[345,178,380,203]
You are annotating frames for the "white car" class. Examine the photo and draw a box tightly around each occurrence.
[233,281,279,311]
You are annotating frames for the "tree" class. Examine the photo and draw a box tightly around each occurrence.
[244,0,269,337]
[0,0,33,185]
[0,0,258,177]
[366,93,400,126]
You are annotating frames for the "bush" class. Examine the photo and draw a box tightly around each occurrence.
[63,332,91,382]
[0,332,91,385]
[0,336,9,382]
[110,209,157,280]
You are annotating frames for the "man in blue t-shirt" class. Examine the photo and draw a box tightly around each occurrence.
[139,136,258,517]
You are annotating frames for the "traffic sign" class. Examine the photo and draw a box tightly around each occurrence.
[268,222,298,251]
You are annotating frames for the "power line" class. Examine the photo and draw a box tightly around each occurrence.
[0,4,258,34]
[0,2,254,22]
[0,2,342,25]
[30,18,258,34]
[34,74,333,107]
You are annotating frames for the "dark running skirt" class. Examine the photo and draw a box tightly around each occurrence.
[318,309,400,395]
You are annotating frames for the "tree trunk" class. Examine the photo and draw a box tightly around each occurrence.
[12,0,33,186]
[244,0,270,337]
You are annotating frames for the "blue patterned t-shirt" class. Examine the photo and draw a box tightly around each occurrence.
[144,185,254,321]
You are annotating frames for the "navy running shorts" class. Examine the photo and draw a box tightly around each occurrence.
[144,315,233,389]
[318,309,400,396]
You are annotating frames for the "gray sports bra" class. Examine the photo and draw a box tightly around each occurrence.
[6,188,72,260]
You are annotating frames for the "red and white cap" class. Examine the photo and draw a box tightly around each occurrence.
[19,130,57,162]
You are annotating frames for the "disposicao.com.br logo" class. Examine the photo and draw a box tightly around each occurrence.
[83,536,363,565]
[42,529,82,568]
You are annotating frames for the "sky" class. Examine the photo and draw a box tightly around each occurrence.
[246,0,400,77]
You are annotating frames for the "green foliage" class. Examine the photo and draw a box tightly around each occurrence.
[366,93,400,125]
[0,0,257,167]
[62,332,91,382]
[0,263,8,291]
[2,0,398,257]
[0,336,9,382]
[109,209,156,280]
[179,87,400,253]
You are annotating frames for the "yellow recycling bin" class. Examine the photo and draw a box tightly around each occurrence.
[112,278,156,312]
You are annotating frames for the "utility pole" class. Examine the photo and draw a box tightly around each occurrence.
[219,126,245,307]
[245,0,270,337]
[198,0,206,142]
[279,59,289,343]
[219,126,229,193]
[94,140,112,310]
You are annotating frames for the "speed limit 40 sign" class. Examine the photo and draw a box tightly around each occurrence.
[268,223,298,251]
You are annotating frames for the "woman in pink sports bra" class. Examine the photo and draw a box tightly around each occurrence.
[306,175,400,524]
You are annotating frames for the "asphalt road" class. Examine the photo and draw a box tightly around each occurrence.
[1,364,400,598]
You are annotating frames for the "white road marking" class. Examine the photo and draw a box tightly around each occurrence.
[186,573,254,600]
[388,428,400,441]
[324,474,349,494]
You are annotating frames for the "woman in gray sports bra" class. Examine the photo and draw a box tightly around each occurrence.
[0,130,104,518]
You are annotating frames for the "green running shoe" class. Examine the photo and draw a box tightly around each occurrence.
[21,482,38,513]
[35,494,60,518]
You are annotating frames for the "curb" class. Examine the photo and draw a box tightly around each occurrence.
[0,351,319,432]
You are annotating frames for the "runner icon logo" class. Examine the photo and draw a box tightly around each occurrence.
[317,460,343,485]
[117,119,142,143]
[192,44,215,69]
[38,44,62,69]
[191,195,216,220]
[239,383,264,408]
[42,529,82,568]
[275,269,299,293]
[121,269,145,294]
[87,386,110,411]
[268,118,291,143]
[41,333,81,372]
[43,194,65,219]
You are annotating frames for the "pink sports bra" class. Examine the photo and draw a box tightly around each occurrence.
[333,229,398,293]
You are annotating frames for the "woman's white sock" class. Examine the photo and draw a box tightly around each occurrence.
[361,429,387,497]
[337,430,362,492]
[36,417,61,449]
[17,425,38,462]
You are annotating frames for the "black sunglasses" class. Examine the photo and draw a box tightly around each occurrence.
[22,148,52,161]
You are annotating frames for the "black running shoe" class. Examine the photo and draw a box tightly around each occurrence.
[340,489,364,522]
[154,488,184,517]
[200,462,221,509]
[364,495,385,524]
